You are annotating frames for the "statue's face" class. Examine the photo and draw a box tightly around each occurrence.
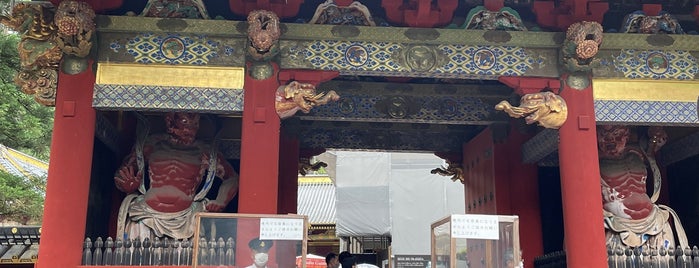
[597,125,630,157]
[166,112,200,145]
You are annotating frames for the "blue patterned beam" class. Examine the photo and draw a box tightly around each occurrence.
[303,80,512,125]
[284,120,485,152]
[93,84,245,113]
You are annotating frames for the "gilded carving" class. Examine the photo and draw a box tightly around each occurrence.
[0,2,63,106]
[55,0,95,57]
[309,0,376,26]
[565,73,590,90]
[621,11,684,34]
[460,6,527,31]
[247,10,281,62]
[140,0,210,19]
[15,69,58,106]
[249,62,274,80]
[495,92,568,129]
[392,45,447,72]
[280,41,313,69]
[275,81,340,119]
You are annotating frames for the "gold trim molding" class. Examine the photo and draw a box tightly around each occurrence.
[593,79,699,102]
[96,63,245,89]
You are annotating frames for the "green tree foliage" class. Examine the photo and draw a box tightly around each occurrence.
[0,170,45,224]
[0,33,54,161]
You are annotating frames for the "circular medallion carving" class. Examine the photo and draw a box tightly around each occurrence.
[338,98,355,114]
[473,48,496,70]
[345,45,368,67]
[646,52,669,74]
[61,55,89,74]
[566,73,590,90]
[440,99,458,117]
[249,62,273,80]
[388,96,408,119]
[406,45,436,72]
[160,36,186,60]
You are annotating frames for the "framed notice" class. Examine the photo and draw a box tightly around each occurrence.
[451,214,499,240]
[431,214,521,268]
[259,218,305,240]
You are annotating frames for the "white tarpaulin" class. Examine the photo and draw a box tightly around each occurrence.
[335,152,391,236]
[331,151,465,250]
[389,153,465,255]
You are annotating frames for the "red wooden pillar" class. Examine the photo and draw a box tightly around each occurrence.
[238,66,338,214]
[238,63,282,214]
[557,75,606,267]
[37,67,96,268]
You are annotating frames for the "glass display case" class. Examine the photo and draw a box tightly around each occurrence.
[431,215,521,268]
[193,213,309,268]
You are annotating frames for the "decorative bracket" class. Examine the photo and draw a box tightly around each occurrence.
[275,81,340,119]
[309,0,376,26]
[560,21,603,74]
[246,10,281,62]
[432,152,464,184]
[497,77,567,129]
[0,1,95,106]
[495,92,568,129]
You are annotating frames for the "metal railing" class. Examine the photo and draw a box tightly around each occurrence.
[534,246,699,268]
[81,236,235,266]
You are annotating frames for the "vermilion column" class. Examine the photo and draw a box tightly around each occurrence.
[37,68,96,268]
[238,63,281,214]
[557,76,607,267]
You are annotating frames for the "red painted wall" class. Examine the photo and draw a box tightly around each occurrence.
[463,125,544,268]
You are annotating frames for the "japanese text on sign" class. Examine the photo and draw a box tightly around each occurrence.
[259,218,304,240]
[451,214,499,240]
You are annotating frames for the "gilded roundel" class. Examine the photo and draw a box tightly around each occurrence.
[646,52,669,74]
[345,45,368,67]
[160,36,186,60]
[338,98,356,114]
[406,45,436,72]
[473,48,497,70]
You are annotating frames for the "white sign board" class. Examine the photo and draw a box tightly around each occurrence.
[259,218,304,240]
[451,214,499,240]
